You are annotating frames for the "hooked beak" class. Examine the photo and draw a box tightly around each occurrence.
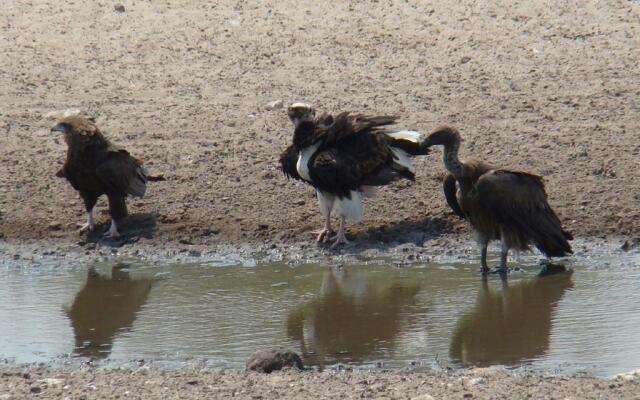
[51,123,69,134]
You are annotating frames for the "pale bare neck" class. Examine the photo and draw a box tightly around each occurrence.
[443,142,464,178]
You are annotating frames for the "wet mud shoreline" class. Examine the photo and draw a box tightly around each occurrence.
[1,232,636,270]
[1,366,639,400]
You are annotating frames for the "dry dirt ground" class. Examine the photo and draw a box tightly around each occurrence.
[1,366,640,400]
[1,0,639,252]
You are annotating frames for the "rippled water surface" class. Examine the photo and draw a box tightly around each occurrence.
[1,252,639,376]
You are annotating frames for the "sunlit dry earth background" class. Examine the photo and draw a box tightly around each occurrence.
[1,0,639,247]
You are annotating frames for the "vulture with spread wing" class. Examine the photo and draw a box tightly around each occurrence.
[52,116,163,238]
[424,127,572,278]
[279,103,430,247]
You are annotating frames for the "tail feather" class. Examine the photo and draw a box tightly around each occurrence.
[386,130,421,143]
[528,211,573,257]
[127,166,148,197]
[385,130,429,156]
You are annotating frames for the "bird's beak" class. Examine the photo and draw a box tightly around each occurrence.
[51,123,68,134]
[420,137,433,151]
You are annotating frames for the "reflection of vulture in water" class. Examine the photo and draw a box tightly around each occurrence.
[286,269,420,365]
[52,116,164,238]
[279,103,430,247]
[66,267,154,359]
[450,272,573,366]
[424,127,573,277]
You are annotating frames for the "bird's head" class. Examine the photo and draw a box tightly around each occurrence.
[287,103,315,127]
[51,116,99,142]
[423,126,462,149]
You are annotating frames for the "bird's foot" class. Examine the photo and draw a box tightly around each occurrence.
[77,223,95,234]
[315,228,335,243]
[103,222,121,239]
[103,230,121,239]
[330,230,349,249]
[489,267,508,279]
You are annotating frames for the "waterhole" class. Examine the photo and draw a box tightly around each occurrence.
[1,251,639,376]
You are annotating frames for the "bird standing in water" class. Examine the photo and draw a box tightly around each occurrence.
[423,126,572,278]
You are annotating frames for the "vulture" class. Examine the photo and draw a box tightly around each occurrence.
[279,103,430,247]
[52,116,163,238]
[424,126,573,277]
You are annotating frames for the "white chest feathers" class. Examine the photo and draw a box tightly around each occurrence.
[296,142,321,182]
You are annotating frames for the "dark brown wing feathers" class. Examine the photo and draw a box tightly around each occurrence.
[282,112,425,198]
[309,116,401,197]
[310,133,394,198]
[95,150,146,197]
[320,113,397,148]
[279,144,302,181]
[443,174,465,219]
[474,170,572,257]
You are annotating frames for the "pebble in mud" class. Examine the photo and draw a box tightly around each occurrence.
[265,100,283,110]
[246,350,304,373]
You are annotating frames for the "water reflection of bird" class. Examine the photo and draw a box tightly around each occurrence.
[65,266,154,359]
[450,271,573,366]
[286,268,421,366]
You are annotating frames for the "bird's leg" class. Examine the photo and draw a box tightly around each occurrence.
[495,241,509,280]
[315,192,335,243]
[330,216,349,248]
[78,209,95,234]
[79,196,98,234]
[479,242,489,275]
[316,212,334,243]
[103,219,121,238]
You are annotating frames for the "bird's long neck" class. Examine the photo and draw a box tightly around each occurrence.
[443,140,465,178]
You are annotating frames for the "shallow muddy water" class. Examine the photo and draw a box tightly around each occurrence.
[1,251,639,376]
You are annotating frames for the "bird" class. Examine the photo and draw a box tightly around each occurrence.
[423,126,573,277]
[279,103,430,248]
[52,116,164,238]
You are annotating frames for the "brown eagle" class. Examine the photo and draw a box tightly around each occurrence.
[279,103,430,247]
[424,126,573,278]
[52,116,163,238]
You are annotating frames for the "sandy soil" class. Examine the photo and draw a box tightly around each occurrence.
[1,0,639,254]
[1,366,640,400]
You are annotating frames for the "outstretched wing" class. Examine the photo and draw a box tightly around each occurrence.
[95,149,147,197]
[309,132,395,198]
[475,170,572,256]
[443,174,465,219]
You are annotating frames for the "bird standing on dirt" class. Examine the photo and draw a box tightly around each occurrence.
[279,103,430,248]
[52,116,163,238]
[423,126,573,278]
